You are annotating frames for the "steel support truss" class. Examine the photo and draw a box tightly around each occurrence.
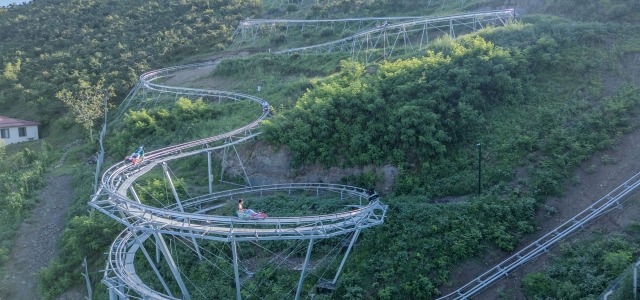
[232,10,514,63]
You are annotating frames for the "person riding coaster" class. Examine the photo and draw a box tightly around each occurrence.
[366,186,379,201]
[125,145,145,165]
[236,199,267,219]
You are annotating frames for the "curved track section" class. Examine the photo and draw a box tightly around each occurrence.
[119,61,268,117]
[95,9,583,300]
[102,183,387,300]
[94,181,386,241]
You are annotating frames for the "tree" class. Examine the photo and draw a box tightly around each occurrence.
[1,59,20,83]
[56,79,113,141]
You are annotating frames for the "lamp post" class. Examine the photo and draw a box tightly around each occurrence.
[477,143,481,194]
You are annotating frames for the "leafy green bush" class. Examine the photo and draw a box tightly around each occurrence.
[522,272,553,297]
[286,3,299,13]
[36,214,117,299]
[263,20,640,200]
[0,143,51,262]
[0,0,261,128]
[264,35,529,171]
[320,28,333,37]
[521,233,638,299]
[108,97,231,157]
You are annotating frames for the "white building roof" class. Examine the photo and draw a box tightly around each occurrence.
[0,116,40,129]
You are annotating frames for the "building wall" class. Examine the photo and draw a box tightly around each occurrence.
[0,125,39,145]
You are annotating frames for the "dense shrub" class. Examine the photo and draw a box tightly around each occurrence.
[264,35,529,172]
[108,98,225,157]
[264,21,640,199]
[522,233,637,299]
[0,143,51,265]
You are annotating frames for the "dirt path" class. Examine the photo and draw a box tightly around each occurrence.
[0,175,79,300]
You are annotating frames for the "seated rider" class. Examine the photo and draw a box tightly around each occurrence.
[135,145,144,158]
[127,145,145,164]
[238,199,256,215]
[262,102,270,112]
[133,145,144,159]
[366,186,379,201]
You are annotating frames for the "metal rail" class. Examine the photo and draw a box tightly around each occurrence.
[232,10,514,63]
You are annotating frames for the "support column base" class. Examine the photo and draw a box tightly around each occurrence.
[316,280,337,294]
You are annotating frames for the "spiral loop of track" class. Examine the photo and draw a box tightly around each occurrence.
[89,16,398,299]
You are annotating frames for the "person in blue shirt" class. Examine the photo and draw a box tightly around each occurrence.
[127,145,145,164]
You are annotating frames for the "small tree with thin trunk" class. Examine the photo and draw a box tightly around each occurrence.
[56,79,113,141]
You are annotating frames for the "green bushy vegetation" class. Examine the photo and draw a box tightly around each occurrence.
[0,0,260,136]
[342,190,537,299]
[263,19,640,199]
[0,142,51,267]
[0,0,639,298]
[264,35,528,168]
[539,0,640,23]
[107,97,257,157]
[521,231,639,300]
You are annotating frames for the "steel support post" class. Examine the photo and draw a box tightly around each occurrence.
[161,162,203,260]
[295,239,315,300]
[449,18,454,38]
[129,186,141,203]
[332,229,361,284]
[117,278,124,297]
[232,241,242,300]
[162,162,186,211]
[634,259,640,299]
[133,233,174,297]
[108,287,117,300]
[81,257,92,299]
[220,145,228,182]
[232,144,252,187]
[208,151,213,194]
[154,233,191,300]
[473,16,477,32]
